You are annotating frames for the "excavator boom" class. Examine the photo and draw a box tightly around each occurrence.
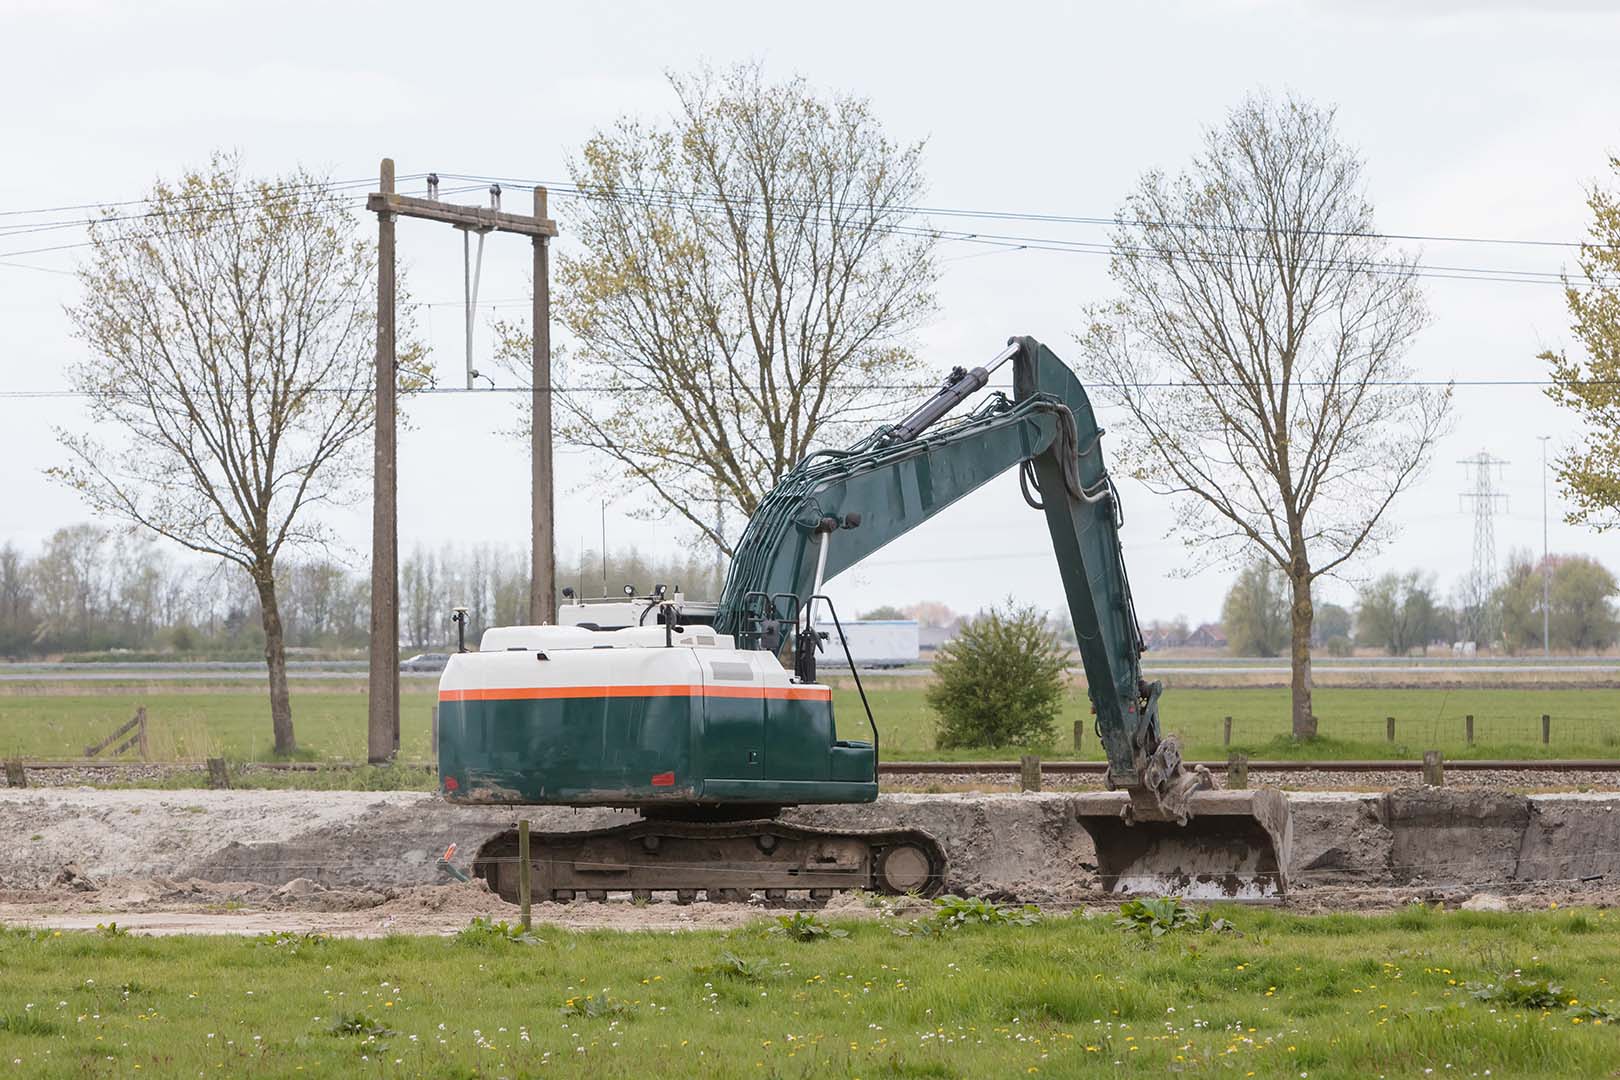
[716,336,1290,896]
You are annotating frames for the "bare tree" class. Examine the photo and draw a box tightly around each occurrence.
[500,62,937,551]
[1076,94,1450,738]
[54,156,418,755]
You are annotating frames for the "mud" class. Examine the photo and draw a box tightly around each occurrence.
[2,788,1618,936]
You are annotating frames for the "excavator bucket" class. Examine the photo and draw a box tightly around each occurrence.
[1074,789,1292,899]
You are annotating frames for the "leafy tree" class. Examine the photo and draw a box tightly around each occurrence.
[1355,571,1442,655]
[1543,158,1620,529]
[1220,562,1290,657]
[929,602,1067,749]
[1077,94,1450,737]
[53,157,420,755]
[1496,551,1543,654]
[1552,556,1620,650]
[903,602,957,629]
[1497,552,1619,653]
[500,62,936,553]
[1312,603,1353,647]
[859,605,909,621]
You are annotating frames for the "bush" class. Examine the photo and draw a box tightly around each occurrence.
[894,895,1042,937]
[767,912,847,941]
[928,601,1067,749]
[1114,897,1238,939]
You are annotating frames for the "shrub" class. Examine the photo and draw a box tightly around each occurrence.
[327,1011,396,1039]
[895,895,1042,937]
[559,993,628,1018]
[768,912,848,941]
[454,916,539,946]
[928,601,1067,749]
[694,951,777,982]
[1114,897,1238,939]
[1469,974,1565,1010]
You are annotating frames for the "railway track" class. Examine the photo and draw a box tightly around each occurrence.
[9,758,1619,774]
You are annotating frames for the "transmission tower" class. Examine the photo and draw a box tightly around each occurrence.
[1458,450,1509,645]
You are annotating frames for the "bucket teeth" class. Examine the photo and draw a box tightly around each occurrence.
[1074,789,1292,899]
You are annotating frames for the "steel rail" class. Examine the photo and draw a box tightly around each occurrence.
[10,758,1618,773]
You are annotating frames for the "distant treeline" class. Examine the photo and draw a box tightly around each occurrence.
[0,525,725,658]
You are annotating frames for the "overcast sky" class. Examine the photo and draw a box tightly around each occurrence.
[3,0,1617,626]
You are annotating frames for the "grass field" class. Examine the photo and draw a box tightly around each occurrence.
[2,905,1618,1078]
[2,678,1617,765]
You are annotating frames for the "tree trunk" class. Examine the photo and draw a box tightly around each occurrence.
[254,570,296,756]
[1289,564,1317,739]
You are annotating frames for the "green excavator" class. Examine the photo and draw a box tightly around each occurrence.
[439,336,1290,902]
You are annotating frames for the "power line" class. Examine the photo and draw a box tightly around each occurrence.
[0,376,1608,401]
[441,171,1611,252]
[0,182,489,261]
[0,174,429,224]
[0,171,1604,288]
[437,174,1597,288]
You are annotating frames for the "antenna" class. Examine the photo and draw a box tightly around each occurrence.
[1458,450,1509,646]
[601,501,608,597]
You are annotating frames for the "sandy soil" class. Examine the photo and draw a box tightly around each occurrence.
[4,787,1618,936]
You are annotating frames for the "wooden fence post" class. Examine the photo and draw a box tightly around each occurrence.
[3,760,25,788]
[1465,714,1474,746]
[1422,750,1444,786]
[1072,719,1083,752]
[1386,716,1396,743]
[136,706,149,760]
[1227,753,1249,789]
[1223,716,1232,747]
[1019,755,1042,792]
[1542,714,1551,745]
[518,818,533,930]
[206,758,231,790]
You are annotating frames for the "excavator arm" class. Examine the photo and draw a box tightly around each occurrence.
[715,336,1290,894]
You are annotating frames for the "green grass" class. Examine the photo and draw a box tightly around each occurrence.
[2,681,1618,765]
[2,907,1618,1078]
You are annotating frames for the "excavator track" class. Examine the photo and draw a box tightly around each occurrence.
[472,819,947,905]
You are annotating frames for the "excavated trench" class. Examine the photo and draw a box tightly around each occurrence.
[1,789,1618,921]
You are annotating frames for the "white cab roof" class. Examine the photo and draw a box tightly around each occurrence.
[478,625,734,652]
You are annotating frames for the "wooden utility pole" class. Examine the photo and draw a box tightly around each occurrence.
[365,164,558,760]
[367,157,399,765]
[530,187,556,625]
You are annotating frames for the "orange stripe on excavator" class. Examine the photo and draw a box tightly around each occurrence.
[438,684,832,703]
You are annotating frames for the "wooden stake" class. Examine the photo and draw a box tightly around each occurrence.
[518,818,533,930]
[1422,750,1444,786]
[3,760,25,788]
[206,758,230,790]
[1223,715,1232,747]
[1019,755,1042,792]
[1227,753,1248,789]
[1542,713,1551,745]
[1071,719,1083,751]
[136,706,149,760]
[1386,716,1396,743]
[1465,714,1474,745]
